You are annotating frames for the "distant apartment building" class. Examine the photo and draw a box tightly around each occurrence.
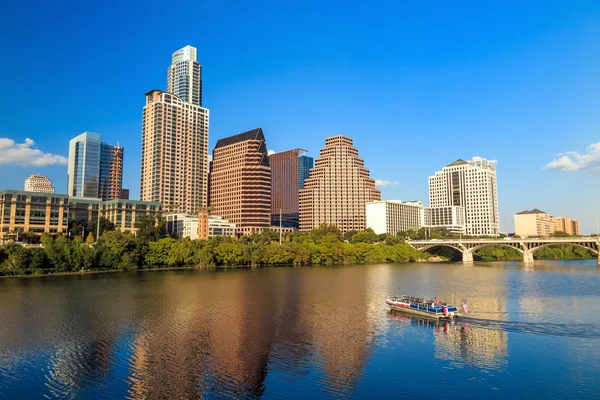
[0,190,160,238]
[269,148,313,228]
[553,216,580,236]
[514,210,581,237]
[299,135,381,233]
[67,132,123,200]
[366,200,422,235]
[514,209,555,237]
[140,89,209,214]
[166,45,202,106]
[571,220,580,236]
[24,174,55,193]
[198,210,236,239]
[209,128,272,235]
[423,206,466,234]
[120,189,130,200]
[429,157,499,236]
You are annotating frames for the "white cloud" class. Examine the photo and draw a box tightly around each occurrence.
[544,142,600,171]
[267,149,276,156]
[0,137,68,166]
[375,179,399,187]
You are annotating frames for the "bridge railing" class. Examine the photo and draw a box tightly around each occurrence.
[408,237,599,243]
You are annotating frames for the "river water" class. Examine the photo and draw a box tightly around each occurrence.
[1,260,599,399]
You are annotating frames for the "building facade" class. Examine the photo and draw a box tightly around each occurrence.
[101,199,161,233]
[209,128,271,234]
[553,216,580,236]
[166,213,199,240]
[67,132,123,200]
[166,45,202,106]
[0,190,69,236]
[24,174,55,193]
[423,206,466,234]
[68,132,101,198]
[299,135,381,233]
[197,211,236,239]
[429,157,499,236]
[514,209,554,237]
[269,149,314,228]
[140,89,209,214]
[0,190,160,238]
[366,200,422,235]
[99,143,123,200]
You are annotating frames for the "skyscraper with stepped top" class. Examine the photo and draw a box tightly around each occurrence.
[299,135,380,233]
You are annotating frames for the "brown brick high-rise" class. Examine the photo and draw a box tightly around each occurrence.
[299,135,380,233]
[209,128,271,234]
[269,149,313,228]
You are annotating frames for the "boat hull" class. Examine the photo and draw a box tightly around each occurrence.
[386,298,458,320]
[388,304,455,319]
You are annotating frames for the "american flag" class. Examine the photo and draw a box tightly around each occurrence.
[462,301,468,314]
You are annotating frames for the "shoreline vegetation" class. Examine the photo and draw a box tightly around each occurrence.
[0,216,595,278]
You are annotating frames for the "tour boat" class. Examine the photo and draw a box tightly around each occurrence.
[386,296,459,319]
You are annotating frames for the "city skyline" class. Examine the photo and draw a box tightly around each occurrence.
[1,1,600,233]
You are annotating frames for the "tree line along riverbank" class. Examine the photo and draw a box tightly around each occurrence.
[0,217,595,277]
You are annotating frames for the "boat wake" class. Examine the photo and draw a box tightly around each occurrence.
[455,316,600,339]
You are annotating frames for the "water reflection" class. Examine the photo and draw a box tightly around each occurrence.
[0,262,599,399]
[388,311,508,371]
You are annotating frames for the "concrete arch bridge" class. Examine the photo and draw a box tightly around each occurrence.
[407,238,600,264]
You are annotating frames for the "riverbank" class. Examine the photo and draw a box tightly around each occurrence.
[2,226,595,278]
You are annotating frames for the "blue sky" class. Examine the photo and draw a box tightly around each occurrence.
[1,0,599,233]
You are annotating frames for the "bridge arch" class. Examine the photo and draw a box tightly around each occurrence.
[417,243,464,253]
[528,242,599,256]
[465,242,525,255]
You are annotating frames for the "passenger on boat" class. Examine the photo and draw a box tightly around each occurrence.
[434,297,439,305]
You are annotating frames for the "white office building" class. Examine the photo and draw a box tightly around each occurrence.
[366,200,423,235]
[429,157,499,236]
[423,206,466,234]
[166,45,202,106]
[165,213,199,240]
[24,174,55,193]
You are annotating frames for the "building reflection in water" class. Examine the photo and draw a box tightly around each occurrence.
[0,264,521,398]
[388,311,508,371]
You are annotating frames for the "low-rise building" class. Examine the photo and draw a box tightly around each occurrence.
[101,199,161,233]
[366,200,423,235]
[167,212,238,240]
[423,206,466,234]
[0,190,69,236]
[553,216,580,235]
[0,189,161,239]
[166,213,199,240]
[514,209,554,237]
[366,200,467,235]
[198,211,236,239]
[515,210,581,237]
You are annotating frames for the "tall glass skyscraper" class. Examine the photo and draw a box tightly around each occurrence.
[67,132,123,200]
[166,45,202,106]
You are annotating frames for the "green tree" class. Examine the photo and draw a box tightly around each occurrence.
[86,217,116,237]
[135,214,168,242]
[310,224,343,243]
[343,230,358,242]
[351,229,379,244]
